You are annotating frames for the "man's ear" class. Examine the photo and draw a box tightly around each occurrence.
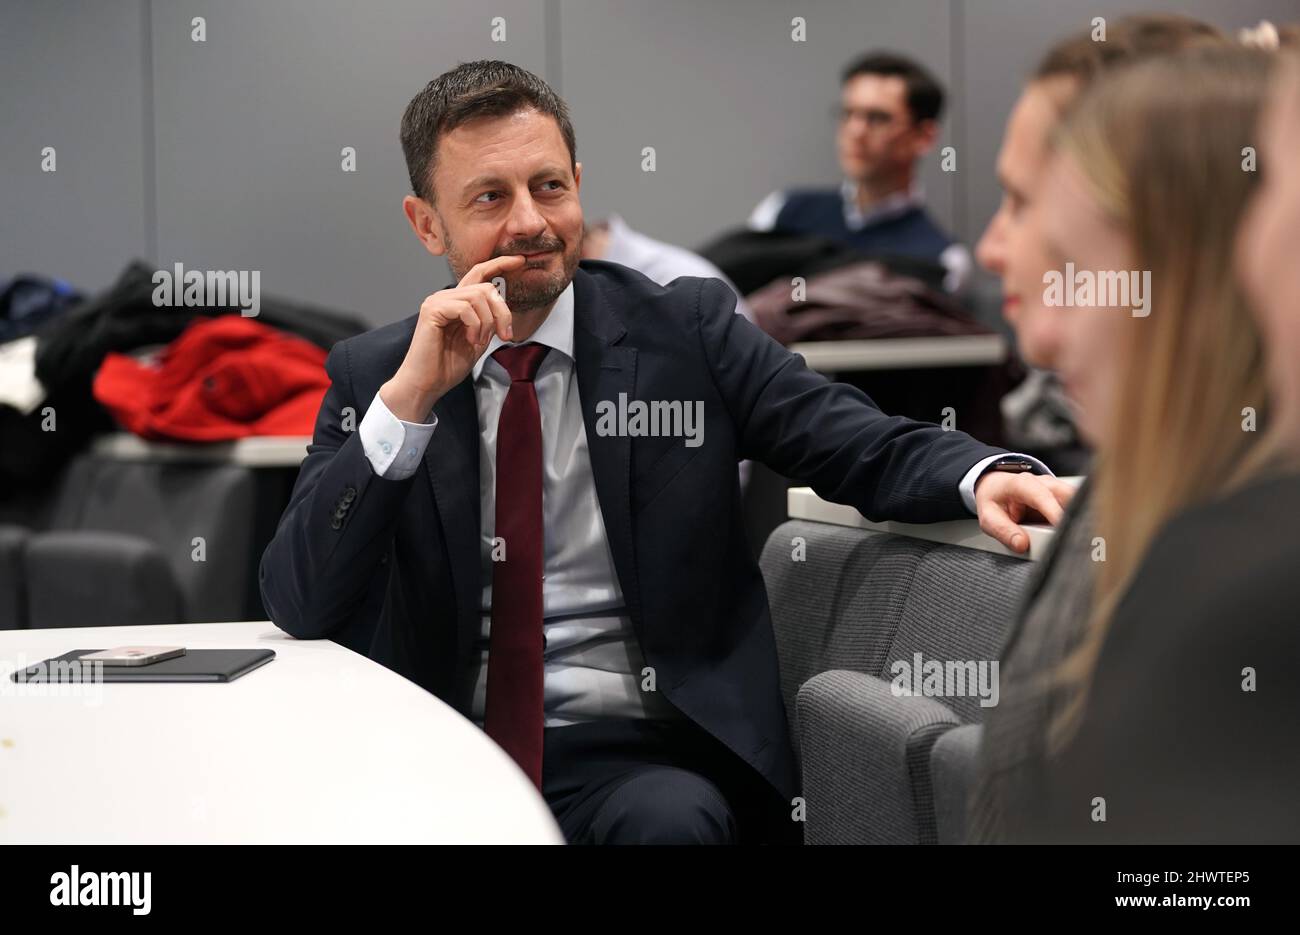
[574,161,582,192]
[911,120,940,158]
[402,194,447,258]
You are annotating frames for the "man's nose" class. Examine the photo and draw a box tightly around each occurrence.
[506,192,547,240]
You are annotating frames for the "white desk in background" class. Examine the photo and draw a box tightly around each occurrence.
[787,477,1085,562]
[0,621,563,844]
[88,339,1005,462]
[90,434,311,468]
[790,334,1007,373]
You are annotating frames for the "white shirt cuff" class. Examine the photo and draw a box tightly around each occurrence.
[959,453,1054,515]
[359,391,437,480]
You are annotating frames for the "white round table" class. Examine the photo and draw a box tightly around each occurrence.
[0,621,563,844]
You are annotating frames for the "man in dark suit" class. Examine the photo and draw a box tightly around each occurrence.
[260,60,1074,844]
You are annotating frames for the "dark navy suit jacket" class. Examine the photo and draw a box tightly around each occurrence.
[259,259,1004,803]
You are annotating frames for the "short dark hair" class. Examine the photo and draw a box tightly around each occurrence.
[840,52,945,123]
[400,60,577,203]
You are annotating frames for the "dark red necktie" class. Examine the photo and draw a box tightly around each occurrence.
[485,342,550,788]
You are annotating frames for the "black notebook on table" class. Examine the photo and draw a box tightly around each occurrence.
[10,649,275,683]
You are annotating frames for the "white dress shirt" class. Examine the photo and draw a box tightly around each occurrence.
[597,213,756,323]
[360,281,682,727]
[358,276,1048,725]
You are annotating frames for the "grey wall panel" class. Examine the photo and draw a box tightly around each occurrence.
[560,0,957,256]
[959,0,1300,251]
[0,0,148,292]
[9,0,1300,327]
[150,0,548,329]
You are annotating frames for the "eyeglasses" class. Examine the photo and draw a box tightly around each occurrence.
[837,106,908,130]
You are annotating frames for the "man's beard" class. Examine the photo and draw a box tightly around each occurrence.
[445,231,580,314]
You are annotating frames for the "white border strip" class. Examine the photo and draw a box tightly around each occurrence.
[789,334,1006,372]
[787,486,1066,561]
[91,434,310,467]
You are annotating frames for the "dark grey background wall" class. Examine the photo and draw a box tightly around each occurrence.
[3,0,1295,328]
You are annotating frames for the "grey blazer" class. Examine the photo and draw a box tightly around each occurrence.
[968,476,1096,843]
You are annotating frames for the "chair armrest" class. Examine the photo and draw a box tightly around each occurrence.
[930,722,983,845]
[796,669,961,844]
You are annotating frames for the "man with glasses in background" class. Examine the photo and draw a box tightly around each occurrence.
[748,51,970,292]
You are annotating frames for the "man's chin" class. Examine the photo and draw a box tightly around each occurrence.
[504,270,569,312]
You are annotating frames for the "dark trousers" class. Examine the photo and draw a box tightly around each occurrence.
[541,717,800,845]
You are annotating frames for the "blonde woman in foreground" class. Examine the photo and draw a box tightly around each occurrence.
[1018,47,1300,843]
[966,14,1230,844]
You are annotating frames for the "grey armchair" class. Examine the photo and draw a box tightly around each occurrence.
[1,453,267,629]
[760,518,1032,844]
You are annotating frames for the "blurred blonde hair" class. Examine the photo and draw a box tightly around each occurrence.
[1032,13,1226,114]
[1046,46,1275,750]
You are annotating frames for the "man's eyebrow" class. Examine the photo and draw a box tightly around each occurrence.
[460,166,569,197]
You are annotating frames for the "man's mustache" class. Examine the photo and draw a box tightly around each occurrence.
[497,238,564,257]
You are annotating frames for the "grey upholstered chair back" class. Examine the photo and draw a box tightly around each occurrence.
[884,547,1031,723]
[760,517,1032,844]
[760,519,931,744]
[24,454,257,626]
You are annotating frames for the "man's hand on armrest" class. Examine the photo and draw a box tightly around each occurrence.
[971,466,1076,554]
